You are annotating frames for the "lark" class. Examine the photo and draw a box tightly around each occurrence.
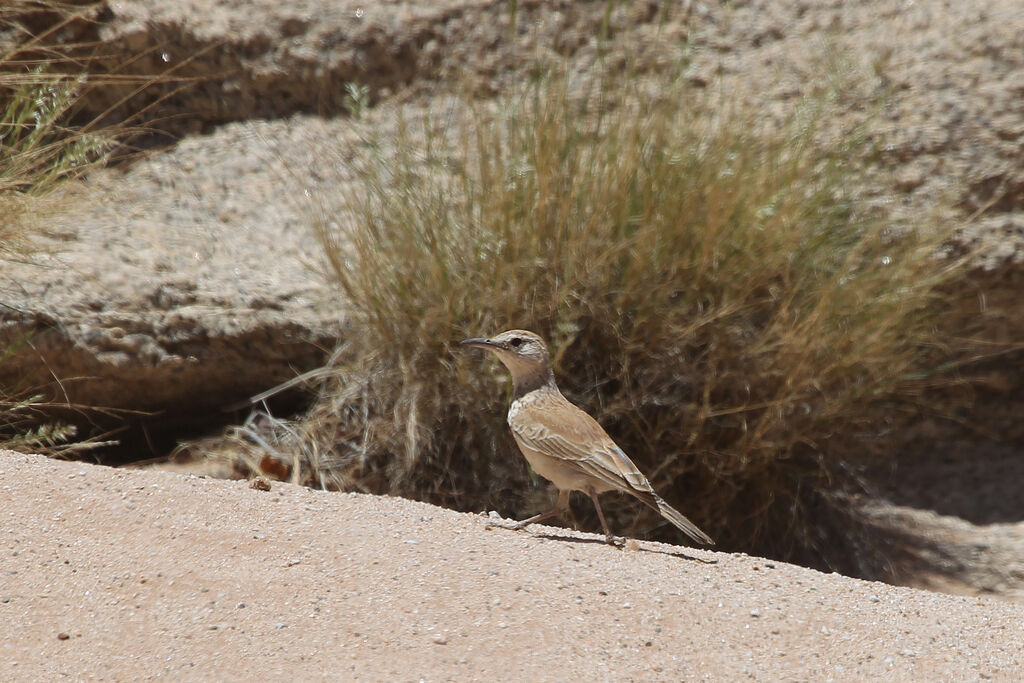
[461,329,714,546]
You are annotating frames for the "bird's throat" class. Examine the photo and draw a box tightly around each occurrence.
[511,366,557,401]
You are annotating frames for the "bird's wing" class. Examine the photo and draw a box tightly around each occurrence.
[509,399,655,497]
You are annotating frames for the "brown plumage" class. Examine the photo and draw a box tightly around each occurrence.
[461,329,714,546]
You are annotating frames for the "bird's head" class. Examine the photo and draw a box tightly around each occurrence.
[460,329,553,384]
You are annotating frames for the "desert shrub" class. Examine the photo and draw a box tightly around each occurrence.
[1,69,115,251]
[0,8,122,453]
[240,66,971,569]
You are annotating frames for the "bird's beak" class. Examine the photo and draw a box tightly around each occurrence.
[460,337,502,351]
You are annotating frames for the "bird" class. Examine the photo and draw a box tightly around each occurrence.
[460,329,714,546]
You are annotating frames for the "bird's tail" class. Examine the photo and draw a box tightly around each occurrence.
[653,495,715,546]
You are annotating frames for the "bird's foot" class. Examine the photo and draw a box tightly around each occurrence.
[483,511,516,532]
[604,534,626,547]
[482,516,531,533]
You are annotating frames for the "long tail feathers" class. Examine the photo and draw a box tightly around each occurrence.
[654,495,715,546]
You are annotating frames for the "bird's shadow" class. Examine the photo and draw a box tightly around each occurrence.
[486,522,717,564]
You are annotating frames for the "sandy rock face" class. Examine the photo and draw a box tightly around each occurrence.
[9,0,616,133]
[0,118,351,442]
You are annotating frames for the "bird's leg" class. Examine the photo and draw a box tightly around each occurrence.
[511,489,570,531]
[586,487,625,546]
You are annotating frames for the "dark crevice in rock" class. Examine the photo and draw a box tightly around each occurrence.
[88,385,314,467]
[0,312,335,465]
[3,0,639,137]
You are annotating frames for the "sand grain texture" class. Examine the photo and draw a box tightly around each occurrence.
[2,451,1021,680]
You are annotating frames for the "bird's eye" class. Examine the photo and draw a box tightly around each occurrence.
[509,337,523,348]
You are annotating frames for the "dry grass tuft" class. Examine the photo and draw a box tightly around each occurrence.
[0,69,116,251]
[0,5,150,452]
[234,66,978,569]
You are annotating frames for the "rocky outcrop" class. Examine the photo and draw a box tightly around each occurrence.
[0,117,353,451]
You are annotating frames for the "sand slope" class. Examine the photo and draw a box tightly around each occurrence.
[2,451,1020,680]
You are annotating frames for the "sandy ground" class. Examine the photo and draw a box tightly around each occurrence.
[2,450,1021,681]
